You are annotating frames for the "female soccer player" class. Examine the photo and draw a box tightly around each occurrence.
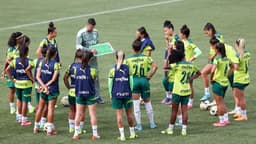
[161,20,180,105]
[136,26,155,56]
[161,40,200,136]
[6,39,34,126]
[108,50,137,141]
[179,24,202,108]
[36,22,60,63]
[72,51,100,140]
[63,49,83,133]
[34,47,60,135]
[124,39,158,131]
[232,39,250,121]
[210,43,231,127]
[30,44,48,128]
[1,32,23,114]
[201,23,224,101]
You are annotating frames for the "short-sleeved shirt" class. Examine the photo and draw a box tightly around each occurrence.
[10,58,33,89]
[209,33,224,56]
[7,46,19,60]
[76,28,99,50]
[212,55,231,86]
[66,62,81,96]
[39,38,60,62]
[39,59,60,93]
[183,39,198,61]
[234,51,250,84]
[225,44,239,64]
[171,61,199,96]
[124,54,153,77]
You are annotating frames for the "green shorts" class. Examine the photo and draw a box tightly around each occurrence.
[168,82,174,92]
[76,96,97,105]
[35,89,40,104]
[172,94,189,105]
[68,95,76,106]
[112,98,133,110]
[15,88,32,102]
[233,83,249,90]
[212,81,228,97]
[41,92,59,102]
[133,77,150,100]
[5,76,15,88]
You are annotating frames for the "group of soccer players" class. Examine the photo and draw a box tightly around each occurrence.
[1,18,250,141]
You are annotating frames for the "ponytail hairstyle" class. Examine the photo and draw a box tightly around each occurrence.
[216,42,226,58]
[235,38,245,57]
[163,20,174,30]
[19,35,31,48]
[7,32,23,47]
[115,50,125,70]
[180,24,190,38]
[74,49,83,62]
[137,26,149,38]
[204,22,216,35]
[48,22,56,34]
[41,44,48,58]
[81,51,93,69]
[45,46,57,63]
[169,40,185,64]
[209,36,220,45]
[19,45,29,65]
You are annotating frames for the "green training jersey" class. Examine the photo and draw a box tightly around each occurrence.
[212,55,231,86]
[171,61,199,96]
[124,54,153,77]
[6,46,19,60]
[225,44,239,64]
[209,33,224,56]
[183,39,201,61]
[234,51,250,84]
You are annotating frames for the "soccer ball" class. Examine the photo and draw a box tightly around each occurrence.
[200,100,210,111]
[209,105,218,116]
[43,123,50,132]
[61,96,69,107]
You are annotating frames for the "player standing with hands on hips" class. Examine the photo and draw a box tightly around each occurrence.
[76,18,104,104]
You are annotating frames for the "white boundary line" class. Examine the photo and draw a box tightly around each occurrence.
[0,0,183,31]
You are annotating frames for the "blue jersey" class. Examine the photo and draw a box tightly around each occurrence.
[111,64,132,99]
[75,65,96,97]
[45,38,60,63]
[68,62,81,88]
[14,58,30,81]
[40,59,59,93]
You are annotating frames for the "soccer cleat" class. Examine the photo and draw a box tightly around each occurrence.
[224,120,231,125]
[72,136,79,140]
[69,128,75,133]
[91,135,100,140]
[135,124,143,131]
[235,116,248,121]
[187,104,193,109]
[118,136,126,141]
[96,97,105,104]
[47,130,57,136]
[33,128,39,134]
[213,121,226,127]
[28,106,35,114]
[228,109,237,115]
[233,113,242,118]
[181,129,187,136]
[161,128,173,135]
[161,97,172,105]
[150,123,157,129]
[10,107,16,114]
[21,121,32,126]
[200,94,211,101]
[129,133,138,139]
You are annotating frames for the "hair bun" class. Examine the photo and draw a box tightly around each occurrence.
[49,22,54,28]
[182,24,187,29]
